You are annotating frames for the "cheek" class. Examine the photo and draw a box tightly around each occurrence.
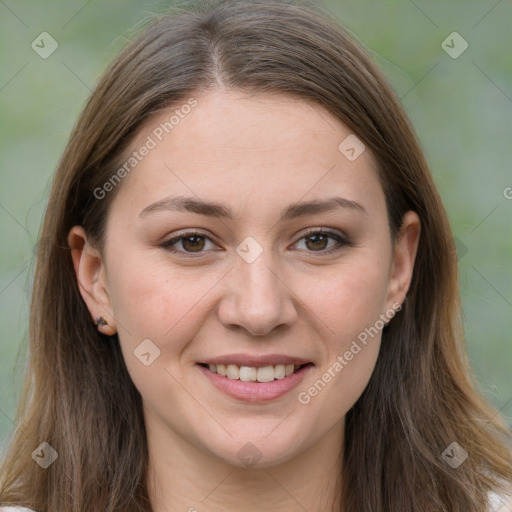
[106,251,223,366]
[295,258,388,418]
[329,261,389,360]
[306,345,379,430]
[107,257,218,420]
[304,256,390,340]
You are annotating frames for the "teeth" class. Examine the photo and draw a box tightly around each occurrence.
[226,364,240,379]
[256,366,275,383]
[239,366,257,382]
[274,364,285,379]
[206,363,304,381]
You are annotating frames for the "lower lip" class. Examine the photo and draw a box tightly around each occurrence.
[197,364,313,403]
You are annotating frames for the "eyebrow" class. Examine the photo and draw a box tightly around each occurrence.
[139,195,367,220]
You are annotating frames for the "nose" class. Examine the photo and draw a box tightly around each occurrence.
[217,247,298,336]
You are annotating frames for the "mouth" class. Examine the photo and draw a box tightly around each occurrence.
[198,362,313,382]
[196,357,315,403]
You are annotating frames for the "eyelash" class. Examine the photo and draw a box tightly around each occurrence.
[160,228,352,257]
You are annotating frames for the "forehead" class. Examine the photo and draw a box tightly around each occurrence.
[108,88,385,221]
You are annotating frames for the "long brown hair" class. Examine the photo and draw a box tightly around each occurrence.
[1,1,511,510]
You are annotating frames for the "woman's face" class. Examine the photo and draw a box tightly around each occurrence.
[72,88,419,468]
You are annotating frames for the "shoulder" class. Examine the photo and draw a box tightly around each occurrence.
[0,507,36,512]
[2,494,512,512]
[489,490,512,511]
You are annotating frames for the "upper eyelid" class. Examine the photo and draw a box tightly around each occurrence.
[163,229,218,245]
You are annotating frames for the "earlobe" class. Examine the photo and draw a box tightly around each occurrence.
[67,226,117,335]
[386,211,421,310]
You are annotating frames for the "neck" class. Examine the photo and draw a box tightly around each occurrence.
[146,418,344,512]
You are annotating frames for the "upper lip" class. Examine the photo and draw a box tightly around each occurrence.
[200,354,312,367]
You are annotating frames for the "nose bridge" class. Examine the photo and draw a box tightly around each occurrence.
[218,238,297,335]
[240,252,279,306]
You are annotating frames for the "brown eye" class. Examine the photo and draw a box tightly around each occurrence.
[293,229,351,254]
[161,231,217,255]
[304,233,329,251]
[181,235,206,252]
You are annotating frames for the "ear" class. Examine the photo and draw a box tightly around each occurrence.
[67,226,117,335]
[385,210,421,311]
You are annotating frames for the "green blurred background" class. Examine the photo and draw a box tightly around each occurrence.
[1,0,511,449]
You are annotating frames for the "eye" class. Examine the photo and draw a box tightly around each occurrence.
[160,228,352,257]
[292,228,351,254]
[161,231,219,255]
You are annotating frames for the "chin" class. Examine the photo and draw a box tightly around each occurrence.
[198,424,311,470]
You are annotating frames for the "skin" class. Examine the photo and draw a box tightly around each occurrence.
[69,88,420,512]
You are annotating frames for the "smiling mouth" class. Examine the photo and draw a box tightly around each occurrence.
[199,362,314,382]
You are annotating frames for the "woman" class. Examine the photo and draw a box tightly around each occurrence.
[1,1,511,510]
